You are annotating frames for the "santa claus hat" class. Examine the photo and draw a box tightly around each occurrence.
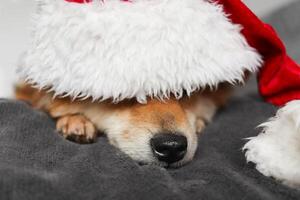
[19,0,263,102]
[18,0,300,186]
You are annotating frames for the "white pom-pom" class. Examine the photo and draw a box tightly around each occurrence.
[244,100,300,187]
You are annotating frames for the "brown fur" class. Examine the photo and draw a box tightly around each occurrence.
[15,82,233,165]
[16,82,232,137]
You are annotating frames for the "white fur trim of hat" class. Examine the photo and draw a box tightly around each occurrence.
[18,0,262,103]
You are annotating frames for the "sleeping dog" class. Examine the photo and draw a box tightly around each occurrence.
[15,0,261,168]
[16,83,233,167]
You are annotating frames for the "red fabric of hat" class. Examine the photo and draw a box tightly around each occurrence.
[216,0,300,106]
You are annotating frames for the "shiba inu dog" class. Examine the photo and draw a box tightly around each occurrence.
[16,83,233,167]
[14,0,261,168]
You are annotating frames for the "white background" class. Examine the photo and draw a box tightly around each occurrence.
[0,0,296,98]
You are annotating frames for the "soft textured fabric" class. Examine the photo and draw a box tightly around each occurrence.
[1,97,300,200]
[19,0,261,103]
[217,0,300,106]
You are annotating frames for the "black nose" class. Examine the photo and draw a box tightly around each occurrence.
[150,133,187,164]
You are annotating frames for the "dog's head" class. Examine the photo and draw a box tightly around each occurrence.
[17,83,222,168]
[101,99,197,167]
[86,93,218,167]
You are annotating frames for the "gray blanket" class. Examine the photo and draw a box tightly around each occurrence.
[0,96,300,200]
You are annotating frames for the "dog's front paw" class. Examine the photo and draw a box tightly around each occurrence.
[56,114,97,144]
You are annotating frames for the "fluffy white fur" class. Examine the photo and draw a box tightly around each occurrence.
[19,0,262,102]
[244,100,300,187]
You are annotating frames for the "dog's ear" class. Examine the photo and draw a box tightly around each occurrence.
[15,83,37,105]
[15,83,52,109]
